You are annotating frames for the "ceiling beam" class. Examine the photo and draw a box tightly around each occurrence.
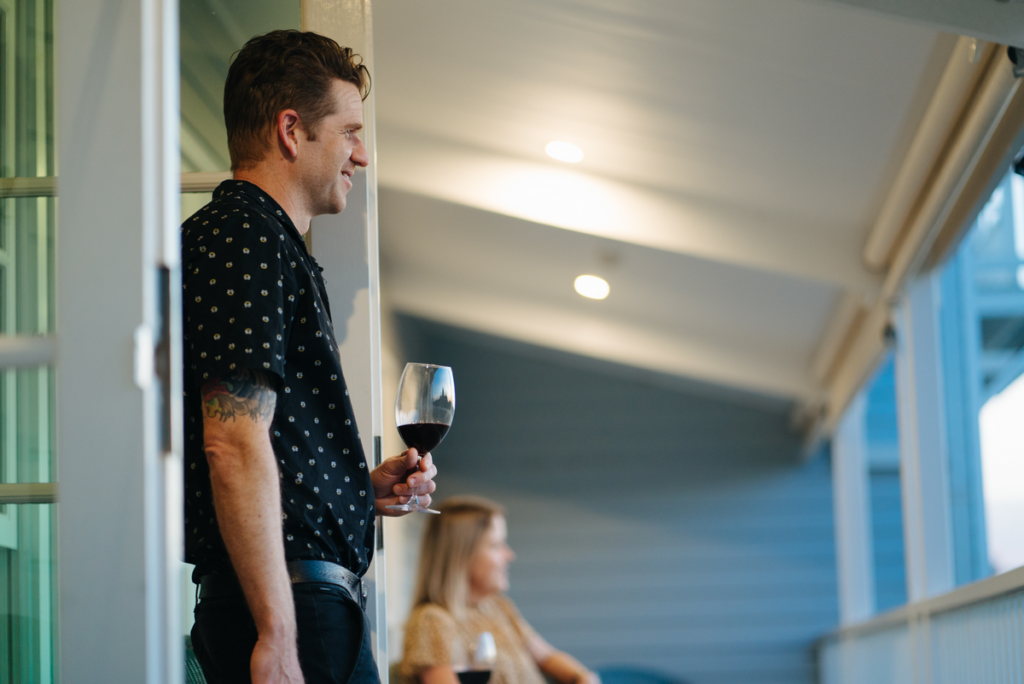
[863,36,993,270]
[817,0,1024,46]
[377,129,882,293]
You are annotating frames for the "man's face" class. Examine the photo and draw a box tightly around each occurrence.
[299,79,369,216]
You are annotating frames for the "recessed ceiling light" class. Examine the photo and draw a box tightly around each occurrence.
[574,274,609,300]
[546,141,584,163]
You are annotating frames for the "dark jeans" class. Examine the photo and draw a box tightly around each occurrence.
[191,582,381,684]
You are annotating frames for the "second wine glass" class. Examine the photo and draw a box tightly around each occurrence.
[388,362,455,514]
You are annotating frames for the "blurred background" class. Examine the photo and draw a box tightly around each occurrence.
[3,0,1024,682]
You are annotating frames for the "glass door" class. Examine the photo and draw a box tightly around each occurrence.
[0,0,58,681]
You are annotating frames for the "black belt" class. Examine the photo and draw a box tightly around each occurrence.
[199,560,366,609]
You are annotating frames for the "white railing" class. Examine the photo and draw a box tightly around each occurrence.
[818,566,1024,683]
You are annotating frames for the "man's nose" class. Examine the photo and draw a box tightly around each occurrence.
[352,138,369,167]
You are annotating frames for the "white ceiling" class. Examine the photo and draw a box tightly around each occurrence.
[372,0,956,404]
[381,188,837,399]
[373,0,957,403]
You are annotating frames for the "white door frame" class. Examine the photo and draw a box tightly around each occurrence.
[57,0,182,682]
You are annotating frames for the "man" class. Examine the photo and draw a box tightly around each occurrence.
[182,30,435,684]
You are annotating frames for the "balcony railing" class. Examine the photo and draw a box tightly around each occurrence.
[818,566,1024,683]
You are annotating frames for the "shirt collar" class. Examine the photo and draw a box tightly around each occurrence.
[215,179,306,246]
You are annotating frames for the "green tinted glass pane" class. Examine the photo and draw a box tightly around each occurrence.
[0,197,55,336]
[0,0,57,680]
[180,0,300,172]
[0,0,54,179]
[0,503,57,683]
[0,262,6,331]
[0,371,57,682]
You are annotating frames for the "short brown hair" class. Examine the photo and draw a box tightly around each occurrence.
[412,496,505,619]
[224,30,371,171]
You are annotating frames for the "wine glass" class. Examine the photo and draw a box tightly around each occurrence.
[387,362,455,514]
[454,632,495,684]
[471,631,496,672]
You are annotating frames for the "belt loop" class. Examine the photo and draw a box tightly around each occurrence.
[360,579,367,611]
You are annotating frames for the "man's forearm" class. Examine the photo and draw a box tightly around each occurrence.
[206,432,295,638]
[201,370,295,640]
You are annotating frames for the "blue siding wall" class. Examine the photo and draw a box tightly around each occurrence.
[396,317,838,684]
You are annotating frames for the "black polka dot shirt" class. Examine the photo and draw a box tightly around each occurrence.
[182,180,375,578]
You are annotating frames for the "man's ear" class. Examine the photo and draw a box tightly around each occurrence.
[276,109,302,160]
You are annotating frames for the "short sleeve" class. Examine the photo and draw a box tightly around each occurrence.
[182,212,296,386]
[400,604,460,678]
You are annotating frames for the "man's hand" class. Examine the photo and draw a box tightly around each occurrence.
[251,631,305,684]
[371,448,437,516]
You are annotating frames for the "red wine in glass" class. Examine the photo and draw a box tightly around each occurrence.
[456,672,491,684]
[397,423,450,454]
[388,363,455,514]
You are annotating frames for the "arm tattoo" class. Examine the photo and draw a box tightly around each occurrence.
[201,369,277,424]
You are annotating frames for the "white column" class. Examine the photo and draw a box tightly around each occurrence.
[57,0,181,682]
[895,274,955,602]
[832,394,877,624]
[302,1,388,677]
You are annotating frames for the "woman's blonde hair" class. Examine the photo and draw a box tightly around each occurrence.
[412,496,505,618]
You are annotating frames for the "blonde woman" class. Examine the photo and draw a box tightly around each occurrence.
[400,496,599,684]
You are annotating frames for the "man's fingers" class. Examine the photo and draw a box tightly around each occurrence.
[395,478,436,497]
[398,447,419,469]
[419,455,437,480]
[384,448,437,496]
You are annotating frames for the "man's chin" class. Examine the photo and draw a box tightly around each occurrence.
[318,196,347,216]
[331,189,349,214]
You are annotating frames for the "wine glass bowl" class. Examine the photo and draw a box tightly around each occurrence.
[388,363,454,514]
[454,631,495,684]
